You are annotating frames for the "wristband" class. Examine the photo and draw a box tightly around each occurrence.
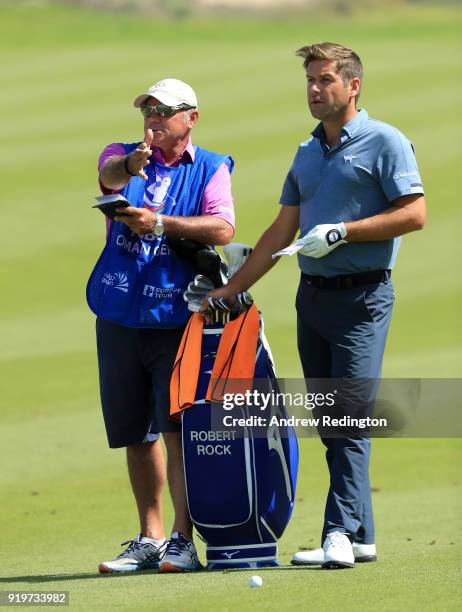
[124,155,137,177]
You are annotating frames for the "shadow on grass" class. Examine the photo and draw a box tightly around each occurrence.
[222,565,323,573]
[1,565,321,583]
[0,571,159,584]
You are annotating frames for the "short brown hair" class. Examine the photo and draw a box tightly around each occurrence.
[296,42,363,100]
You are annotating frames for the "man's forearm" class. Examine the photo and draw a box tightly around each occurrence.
[163,215,234,246]
[99,155,132,190]
[225,205,300,292]
[226,222,297,293]
[226,236,279,294]
[345,195,426,242]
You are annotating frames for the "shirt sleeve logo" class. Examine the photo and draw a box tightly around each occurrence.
[393,171,418,179]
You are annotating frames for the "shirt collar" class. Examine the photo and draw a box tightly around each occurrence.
[341,109,368,138]
[152,137,195,166]
[311,109,369,143]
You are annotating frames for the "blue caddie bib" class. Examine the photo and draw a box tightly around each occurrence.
[86,144,233,328]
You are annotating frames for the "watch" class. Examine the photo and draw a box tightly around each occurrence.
[154,213,164,237]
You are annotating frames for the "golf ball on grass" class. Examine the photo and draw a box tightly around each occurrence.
[248,575,263,588]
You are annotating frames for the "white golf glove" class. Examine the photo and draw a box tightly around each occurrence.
[297,223,347,259]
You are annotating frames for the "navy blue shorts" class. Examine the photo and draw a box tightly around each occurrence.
[96,318,184,448]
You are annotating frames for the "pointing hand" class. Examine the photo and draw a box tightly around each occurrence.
[125,129,153,181]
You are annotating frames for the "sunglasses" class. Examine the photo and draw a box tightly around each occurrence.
[140,103,196,118]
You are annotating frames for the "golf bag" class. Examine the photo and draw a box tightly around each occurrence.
[180,317,299,569]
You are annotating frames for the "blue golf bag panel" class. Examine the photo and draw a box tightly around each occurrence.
[181,322,299,569]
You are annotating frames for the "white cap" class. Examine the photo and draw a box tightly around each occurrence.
[133,78,198,108]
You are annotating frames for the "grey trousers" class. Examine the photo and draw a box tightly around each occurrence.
[296,275,394,544]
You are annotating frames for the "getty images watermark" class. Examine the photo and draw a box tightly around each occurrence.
[221,388,387,431]
[208,378,462,438]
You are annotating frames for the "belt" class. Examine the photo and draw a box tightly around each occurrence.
[301,269,391,290]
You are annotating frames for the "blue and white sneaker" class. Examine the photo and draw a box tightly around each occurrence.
[159,532,202,573]
[98,534,168,573]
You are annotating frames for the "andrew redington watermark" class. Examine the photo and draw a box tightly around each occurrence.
[209,378,462,438]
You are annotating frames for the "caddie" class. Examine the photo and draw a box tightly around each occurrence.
[87,78,234,573]
[207,43,426,568]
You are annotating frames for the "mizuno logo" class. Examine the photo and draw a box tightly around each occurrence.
[222,551,240,558]
[343,155,357,164]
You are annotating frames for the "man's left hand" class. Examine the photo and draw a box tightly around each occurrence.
[297,223,347,258]
[114,206,156,235]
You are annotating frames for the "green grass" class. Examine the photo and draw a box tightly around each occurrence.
[2,435,461,610]
[1,2,461,610]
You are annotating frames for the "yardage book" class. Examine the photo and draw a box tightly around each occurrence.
[92,194,130,220]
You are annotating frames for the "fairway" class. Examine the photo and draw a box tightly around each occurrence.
[1,2,461,610]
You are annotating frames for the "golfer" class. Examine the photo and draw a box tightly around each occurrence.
[208,43,425,568]
[87,78,234,573]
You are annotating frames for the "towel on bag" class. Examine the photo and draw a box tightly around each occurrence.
[169,313,204,421]
[205,304,259,402]
[169,304,259,421]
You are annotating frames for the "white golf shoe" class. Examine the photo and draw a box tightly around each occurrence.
[352,542,377,562]
[292,541,377,566]
[292,547,325,566]
[322,531,355,569]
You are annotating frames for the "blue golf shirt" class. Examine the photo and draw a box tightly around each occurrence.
[280,109,424,277]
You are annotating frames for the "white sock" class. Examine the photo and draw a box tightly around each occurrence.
[139,535,166,545]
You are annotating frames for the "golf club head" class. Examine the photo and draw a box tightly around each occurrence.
[223,243,253,277]
[167,237,229,288]
[236,291,254,307]
[185,296,208,312]
[185,281,209,297]
[194,249,229,288]
[193,275,215,291]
